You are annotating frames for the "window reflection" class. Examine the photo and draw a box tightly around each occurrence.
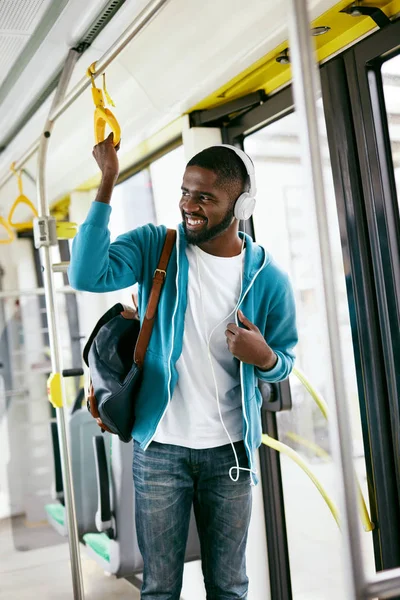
[245,100,375,599]
[149,146,185,227]
[382,54,400,205]
[110,169,156,241]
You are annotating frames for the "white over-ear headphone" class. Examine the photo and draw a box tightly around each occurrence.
[216,144,257,221]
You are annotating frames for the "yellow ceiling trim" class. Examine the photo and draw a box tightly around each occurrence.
[191,0,400,110]
[75,117,183,192]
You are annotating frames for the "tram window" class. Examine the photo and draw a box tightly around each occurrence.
[382,54,400,205]
[109,168,156,240]
[149,145,185,227]
[244,100,375,599]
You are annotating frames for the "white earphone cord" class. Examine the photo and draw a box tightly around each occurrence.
[195,237,257,482]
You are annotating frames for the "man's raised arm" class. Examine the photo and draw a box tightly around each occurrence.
[68,134,144,292]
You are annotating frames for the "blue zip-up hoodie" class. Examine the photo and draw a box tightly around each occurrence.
[69,201,298,484]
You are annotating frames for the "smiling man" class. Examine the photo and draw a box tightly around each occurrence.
[69,135,298,600]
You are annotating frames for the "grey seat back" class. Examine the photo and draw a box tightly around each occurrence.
[100,437,200,577]
[69,410,111,536]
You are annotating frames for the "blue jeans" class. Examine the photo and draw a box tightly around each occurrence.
[133,440,252,600]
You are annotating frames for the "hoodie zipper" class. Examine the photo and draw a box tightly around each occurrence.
[145,233,268,463]
[236,250,268,485]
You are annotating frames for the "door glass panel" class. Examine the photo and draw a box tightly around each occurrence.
[244,100,375,600]
[110,168,156,239]
[149,145,185,227]
[382,54,400,204]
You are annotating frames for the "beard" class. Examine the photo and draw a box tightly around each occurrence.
[182,205,235,245]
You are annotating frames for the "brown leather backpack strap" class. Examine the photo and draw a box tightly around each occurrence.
[134,229,176,368]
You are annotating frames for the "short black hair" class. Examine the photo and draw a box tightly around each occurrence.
[186,146,249,200]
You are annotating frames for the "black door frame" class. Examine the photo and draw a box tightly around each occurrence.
[347,21,400,514]
[220,15,400,595]
[322,20,400,569]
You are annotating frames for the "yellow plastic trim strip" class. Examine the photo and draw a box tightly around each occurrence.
[0,216,15,244]
[87,62,121,146]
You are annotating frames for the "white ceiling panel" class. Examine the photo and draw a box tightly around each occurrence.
[0,0,52,86]
[0,36,28,83]
[1,0,47,31]
[0,0,342,216]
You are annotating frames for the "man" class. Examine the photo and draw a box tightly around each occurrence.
[69,133,297,599]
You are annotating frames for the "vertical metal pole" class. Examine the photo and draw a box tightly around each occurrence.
[36,48,85,599]
[286,2,366,599]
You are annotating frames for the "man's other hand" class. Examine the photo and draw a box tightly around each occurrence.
[225,310,277,371]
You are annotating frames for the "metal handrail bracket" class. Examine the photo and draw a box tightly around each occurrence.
[365,569,400,598]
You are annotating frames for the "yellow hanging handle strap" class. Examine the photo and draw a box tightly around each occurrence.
[87,62,121,146]
[47,373,63,408]
[0,215,14,244]
[8,163,38,231]
[292,366,374,532]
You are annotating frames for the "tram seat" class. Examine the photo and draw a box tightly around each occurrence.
[45,388,111,537]
[83,435,201,578]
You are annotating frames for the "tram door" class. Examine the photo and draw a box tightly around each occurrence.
[238,104,376,599]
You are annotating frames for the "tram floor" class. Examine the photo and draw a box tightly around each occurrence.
[0,517,140,599]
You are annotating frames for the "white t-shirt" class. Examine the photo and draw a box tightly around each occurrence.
[153,244,245,449]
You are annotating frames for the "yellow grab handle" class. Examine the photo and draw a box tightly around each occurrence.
[88,64,120,146]
[8,194,38,230]
[56,221,78,239]
[0,216,15,244]
[94,106,121,146]
[47,373,63,408]
[9,164,38,231]
[91,85,105,108]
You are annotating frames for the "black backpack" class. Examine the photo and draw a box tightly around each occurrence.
[82,229,176,442]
